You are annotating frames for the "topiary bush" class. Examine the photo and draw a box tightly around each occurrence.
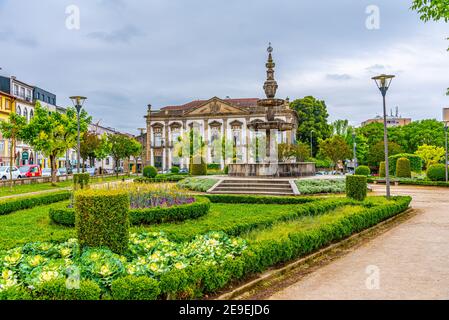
[111,276,161,300]
[75,189,130,254]
[346,175,367,201]
[170,166,180,174]
[190,163,207,176]
[389,153,423,173]
[224,165,229,175]
[32,279,101,300]
[49,208,76,226]
[396,157,411,178]
[73,173,90,190]
[355,166,371,176]
[379,161,386,178]
[427,164,446,181]
[143,166,158,178]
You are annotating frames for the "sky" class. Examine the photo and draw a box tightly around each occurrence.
[0,0,448,134]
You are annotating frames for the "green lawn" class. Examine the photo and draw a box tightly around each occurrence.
[0,175,130,198]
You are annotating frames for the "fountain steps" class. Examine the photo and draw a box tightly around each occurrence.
[210,179,295,196]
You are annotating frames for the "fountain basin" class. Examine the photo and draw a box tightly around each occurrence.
[228,162,316,177]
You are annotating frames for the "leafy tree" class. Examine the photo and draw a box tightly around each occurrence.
[357,122,384,147]
[331,119,350,136]
[109,134,131,177]
[0,113,26,189]
[80,131,100,170]
[347,132,370,165]
[366,141,403,167]
[95,134,112,175]
[319,136,352,170]
[22,104,91,185]
[290,96,332,156]
[277,143,295,162]
[128,138,143,174]
[399,119,446,153]
[415,144,445,169]
[293,142,311,162]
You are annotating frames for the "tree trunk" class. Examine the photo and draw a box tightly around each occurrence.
[50,154,57,186]
[115,158,119,178]
[9,138,14,191]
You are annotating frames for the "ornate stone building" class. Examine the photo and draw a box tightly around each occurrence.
[144,45,299,171]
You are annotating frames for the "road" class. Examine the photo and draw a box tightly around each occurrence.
[268,185,449,300]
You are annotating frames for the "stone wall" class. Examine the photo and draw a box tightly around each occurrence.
[228,163,316,177]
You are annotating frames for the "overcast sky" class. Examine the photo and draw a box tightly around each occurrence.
[0,0,447,134]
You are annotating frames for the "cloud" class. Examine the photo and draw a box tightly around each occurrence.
[87,25,144,44]
[326,74,352,80]
[0,30,38,47]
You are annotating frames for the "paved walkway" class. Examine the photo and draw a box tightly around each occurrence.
[268,185,449,300]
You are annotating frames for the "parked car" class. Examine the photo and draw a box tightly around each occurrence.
[19,165,42,178]
[0,166,22,180]
[179,168,189,174]
[58,167,70,176]
[86,167,97,176]
[42,168,61,177]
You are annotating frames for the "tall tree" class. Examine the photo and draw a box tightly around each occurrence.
[128,138,143,174]
[95,134,112,176]
[22,104,91,185]
[331,119,350,136]
[319,136,352,170]
[0,113,26,189]
[415,144,446,169]
[400,119,445,153]
[109,134,130,177]
[366,141,403,167]
[80,131,100,170]
[290,96,332,157]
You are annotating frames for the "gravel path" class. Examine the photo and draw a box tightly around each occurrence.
[268,185,449,300]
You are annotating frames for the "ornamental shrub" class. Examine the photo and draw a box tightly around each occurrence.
[49,208,76,226]
[354,166,371,176]
[224,165,229,175]
[427,164,446,181]
[396,158,411,178]
[0,286,32,300]
[170,166,180,174]
[379,162,386,178]
[0,191,71,216]
[75,189,130,254]
[389,153,423,173]
[111,276,161,300]
[190,163,207,176]
[346,175,367,201]
[32,279,101,300]
[73,173,90,190]
[143,166,158,178]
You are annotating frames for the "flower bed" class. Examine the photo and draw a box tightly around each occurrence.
[0,231,246,300]
[295,179,346,195]
[50,196,210,227]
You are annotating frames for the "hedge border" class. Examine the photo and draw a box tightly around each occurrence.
[203,194,317,205]
[0,191,71,216]
[367,178,449,187]
[134,176,188,183]
[50,196,211,227]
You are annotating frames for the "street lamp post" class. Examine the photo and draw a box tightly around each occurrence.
[138,128,146,174]
[372,74,395,199]
[352,130,358,170]
[69,96,87,174]
[310,130,314,158]
[444,122,448,183]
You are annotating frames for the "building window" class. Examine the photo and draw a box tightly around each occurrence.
[153,127,163,147]
[37,92,40,100]
[23,108,28,121]
[20,87,25,98]
[30,109,34,119]
[26,89,32,101]
[14,84,19,96]
[0,140,4,153]
[5,100,10,110]
[231,126,242,146]
[171,127,181,144]
[106,158,110,166]
[16,106,21,116]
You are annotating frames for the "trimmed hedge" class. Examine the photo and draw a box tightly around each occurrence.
[389,153,423,173]
[156,196,412,299]
[75,189,130,254]
[355,166,371,176]
[73,173,90,190]
[0,191,71,216]
[143,166,158,178]
[204,194,317,205]
[130,196,210,225]
[190,163,207,176]
[170,166,180,174]
[32,279,101,300]
[396,158,411,178]
[207,164,221,170]
[346,175,367,201]
[379,161,386,178]
[111,276,161,300]
[50,196,211,227]
[427,164,446,181]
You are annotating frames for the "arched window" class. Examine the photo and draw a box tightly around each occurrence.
[16,106,21,116]
[23,108,28,121]
[30,109,34,119]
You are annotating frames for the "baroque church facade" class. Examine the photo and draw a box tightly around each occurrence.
[144,46,299,170]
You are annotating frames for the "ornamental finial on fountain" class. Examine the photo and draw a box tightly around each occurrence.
[264,42,278,99]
